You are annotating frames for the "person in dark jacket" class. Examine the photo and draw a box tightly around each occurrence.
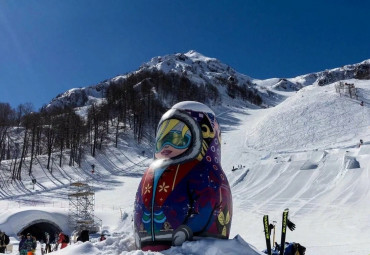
[18,235,27,255]
[76,230,89,242]
[0,231,10,253]
[22,233,36,254]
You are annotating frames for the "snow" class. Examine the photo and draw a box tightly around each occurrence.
[172,101,215,115]
[246,79,370,151]
[1,77,370,255]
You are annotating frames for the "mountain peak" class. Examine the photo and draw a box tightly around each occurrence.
[139,50,252,88]
[184,50,217,62]
[142,50,231,73]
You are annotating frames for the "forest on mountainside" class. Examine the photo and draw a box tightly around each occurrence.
[0,69,262,181]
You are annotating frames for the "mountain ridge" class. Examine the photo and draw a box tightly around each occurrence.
[45,51,370,110]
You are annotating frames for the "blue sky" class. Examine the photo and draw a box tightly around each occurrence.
[0,0,369,109]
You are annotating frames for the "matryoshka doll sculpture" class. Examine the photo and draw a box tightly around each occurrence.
[134,101,232,251]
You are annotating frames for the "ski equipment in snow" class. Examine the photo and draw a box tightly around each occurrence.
[263,215,272,255]
[279,208,289,255]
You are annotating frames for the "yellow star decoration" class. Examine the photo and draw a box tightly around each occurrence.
[218,210,231,236]
[159,182,169,193]
[144,184,152,194]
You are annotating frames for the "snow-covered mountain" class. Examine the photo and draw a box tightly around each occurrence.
[45,50,370,110]
[309,59,370,85]
[45,50,257,110]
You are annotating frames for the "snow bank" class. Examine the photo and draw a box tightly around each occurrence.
[42,235,263,255]
[163,235,264,255]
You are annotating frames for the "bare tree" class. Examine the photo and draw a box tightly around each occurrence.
[0,103,15,163]
[41,112,57,171]
[22,112,41,175]
[15,103,34,126]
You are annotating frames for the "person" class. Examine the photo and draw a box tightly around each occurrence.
[360,101,364,106]
[57,232,68,249]
[0,231,10,253]
[18,235,27,255]
[99,234,106,242]
[44,232,52,254]
[32,236,37,253]
[76,230,89,242]
[22,233,36,255]
[52,233,59,251]
[71,231,78,244]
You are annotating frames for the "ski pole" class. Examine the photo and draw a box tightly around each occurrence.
[272,220,277,249]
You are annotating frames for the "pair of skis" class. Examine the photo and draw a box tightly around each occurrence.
[263,208,290,255]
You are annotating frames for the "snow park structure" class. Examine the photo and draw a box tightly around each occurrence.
[134,101,233,251]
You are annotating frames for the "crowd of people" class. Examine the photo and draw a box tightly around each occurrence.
[17,232,69,254]
[18,233,37,255]
[0,229,107,254]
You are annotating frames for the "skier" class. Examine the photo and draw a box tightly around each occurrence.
[360,101,364,106]
[358,139,364,148]
[0,231,10,253]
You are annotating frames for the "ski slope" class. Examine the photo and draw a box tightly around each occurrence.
[0,79,370,254]
[222,79,370,255]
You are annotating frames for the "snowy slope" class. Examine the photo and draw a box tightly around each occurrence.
[221,79,370,255]
[246,79,370,151]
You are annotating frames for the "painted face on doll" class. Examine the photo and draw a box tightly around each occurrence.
[154,119,192,159]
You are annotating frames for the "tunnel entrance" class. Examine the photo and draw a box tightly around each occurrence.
[19,220,62,242]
